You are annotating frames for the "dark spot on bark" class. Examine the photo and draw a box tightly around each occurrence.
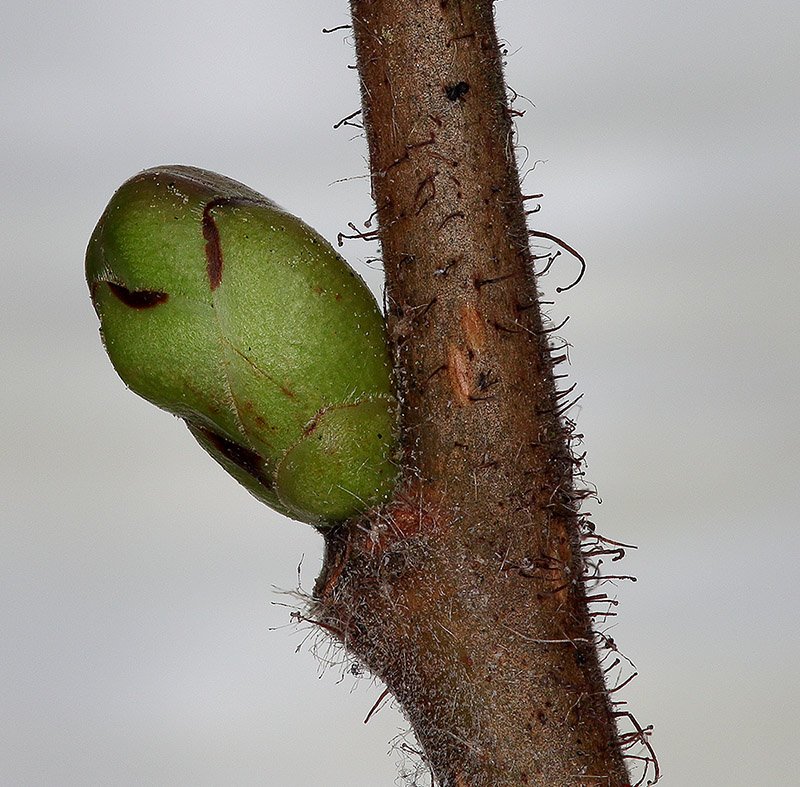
[107,281,168,309]
[202,198,230,290]
[445,81,470,101]
[194,424,274,490]
[383,549,409,579]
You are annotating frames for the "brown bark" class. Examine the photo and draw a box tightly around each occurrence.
[314,2,632,785]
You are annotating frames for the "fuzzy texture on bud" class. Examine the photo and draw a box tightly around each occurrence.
[87,165,398,527]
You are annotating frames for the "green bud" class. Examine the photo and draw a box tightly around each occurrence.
[87,165,398,527]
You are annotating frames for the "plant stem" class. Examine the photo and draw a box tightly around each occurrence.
[315,2,632,784]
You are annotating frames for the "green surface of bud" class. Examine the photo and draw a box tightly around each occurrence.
[87,165,398,527]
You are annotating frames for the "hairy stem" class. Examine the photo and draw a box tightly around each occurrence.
[315,2,632,784]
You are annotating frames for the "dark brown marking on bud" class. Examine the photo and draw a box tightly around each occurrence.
[303,416,321,437]
[194,424,274,490]
[106,281,169,309]
[202,198,229,290]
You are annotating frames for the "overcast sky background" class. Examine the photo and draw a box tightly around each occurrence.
[2,1,798,784]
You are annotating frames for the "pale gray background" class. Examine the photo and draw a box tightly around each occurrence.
[2,1,798,784]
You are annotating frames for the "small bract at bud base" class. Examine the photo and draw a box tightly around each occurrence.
[87,165,399,528]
